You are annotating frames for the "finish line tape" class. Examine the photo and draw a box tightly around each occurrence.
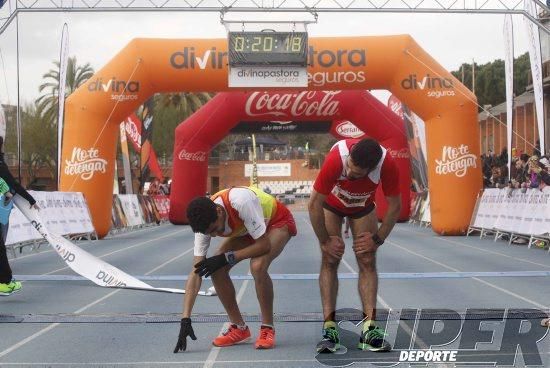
[13,270,550,282]
[13,196,213,296]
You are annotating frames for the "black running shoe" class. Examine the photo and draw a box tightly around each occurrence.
[358,325,391,352]
[316,327,340,353]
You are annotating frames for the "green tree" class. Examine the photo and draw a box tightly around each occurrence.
[451,52,531,110]
[151,93,214,159]
[159,92,213,116]
[35,56,94,125]
[21,102,57,183]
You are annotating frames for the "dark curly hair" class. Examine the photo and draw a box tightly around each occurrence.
[186,197,218,233]
[350,138,382,170]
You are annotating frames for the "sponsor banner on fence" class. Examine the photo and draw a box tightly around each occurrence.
[419,194,431,223]
[138,195,161,224]
[410,191,429,222]
[111,195,128,229]
[471,188,550,235]
[117,194,145,227]
[152,195,170,220]
[244,163,291,177]
[11,195,214,295]
[6,191,94,245]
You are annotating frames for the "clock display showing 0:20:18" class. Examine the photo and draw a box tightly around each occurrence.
[232,34,304,53]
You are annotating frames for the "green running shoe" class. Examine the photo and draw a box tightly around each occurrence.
[0,279,22,296]
[316,326,341,353]
[358,325,391,352]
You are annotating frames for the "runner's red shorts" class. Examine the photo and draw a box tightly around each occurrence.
[243,201,297,245]
[269,201,297,236]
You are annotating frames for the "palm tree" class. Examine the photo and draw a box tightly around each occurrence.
[21,102,57,184]
[158,92,214,117]
[35,56,94,126]
[150,92,215,160]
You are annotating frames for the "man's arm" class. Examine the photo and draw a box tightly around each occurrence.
[308,189,329,244]
[175,254,204,353]
[233,233,271,262]
[375,194,401,240]
[308,189,344,259]
[182,256,205,318]
[353,195,401,255]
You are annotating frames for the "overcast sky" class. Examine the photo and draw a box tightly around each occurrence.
[0,10,532,106]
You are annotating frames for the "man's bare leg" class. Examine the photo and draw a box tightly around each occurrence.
[249,226,290,326]
[319,209,344,321]
[349,211,379,321]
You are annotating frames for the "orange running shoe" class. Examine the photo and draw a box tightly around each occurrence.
[255,326,275,349]
[212,324,251,347]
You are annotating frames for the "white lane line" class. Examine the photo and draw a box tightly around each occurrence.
[9,223,177,262]
[202,273,251,368]
[387,239,549,309]
[0,245,195,359]
[341,258,357,275]
[396,226,550,269]
[43,228,187,275]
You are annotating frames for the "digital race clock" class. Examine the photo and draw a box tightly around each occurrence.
[228,32,308,67]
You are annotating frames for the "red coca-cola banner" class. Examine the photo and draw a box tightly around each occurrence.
[171,90,410,224]
[123,114,164,181]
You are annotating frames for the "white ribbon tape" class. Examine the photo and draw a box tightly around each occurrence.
[13,195,215,296]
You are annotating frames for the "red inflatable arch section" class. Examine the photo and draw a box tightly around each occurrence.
[60,36,482,238]
[170,90,411,224]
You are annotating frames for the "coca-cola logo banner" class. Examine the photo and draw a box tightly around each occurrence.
[245,91,341,118]
[387,95,404,119]
[178,149,207,162]
[388,148,410,159]
[64,147,108,181]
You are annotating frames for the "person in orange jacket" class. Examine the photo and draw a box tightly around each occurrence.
[174,186,296,352]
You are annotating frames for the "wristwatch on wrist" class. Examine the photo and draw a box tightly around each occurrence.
[371,233,384,246]
[225,251,237,266]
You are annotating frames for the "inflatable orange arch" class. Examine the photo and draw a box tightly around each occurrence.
[60,35,482,238]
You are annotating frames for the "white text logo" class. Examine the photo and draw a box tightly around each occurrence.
[178,149,207,162]
[435,145,476,177]
[125,119,141,145]
[308,71,365,87]
[335,121,364,138]
[64,147,108,181]
[388,148,410,159]
[245,91,340,118]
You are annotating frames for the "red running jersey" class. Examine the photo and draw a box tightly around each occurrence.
[313,139,400,215]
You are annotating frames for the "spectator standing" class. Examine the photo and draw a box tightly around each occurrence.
[0,136,39,296]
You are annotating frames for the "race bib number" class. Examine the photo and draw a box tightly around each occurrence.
[331,186,372,207]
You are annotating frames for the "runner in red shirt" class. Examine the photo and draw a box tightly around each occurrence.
[308,138,401,354]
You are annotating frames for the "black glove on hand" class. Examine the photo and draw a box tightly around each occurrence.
[194,254,229,278]
[173,318,197,353]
